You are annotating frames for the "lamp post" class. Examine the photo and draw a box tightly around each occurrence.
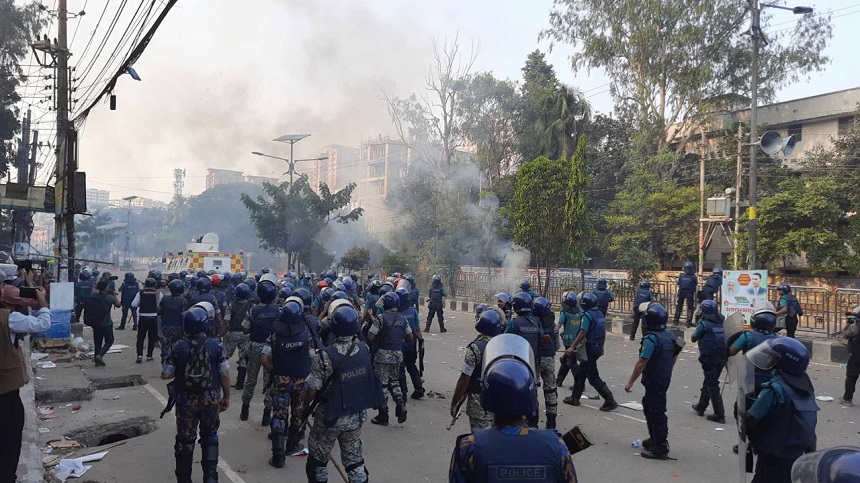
[122,195,138,268]
[272,134,310,188]
[251,151,328,190]
[747,1,813,269]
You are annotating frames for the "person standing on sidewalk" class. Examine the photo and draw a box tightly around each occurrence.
[425,275,447,333]
[133,278,162,363]
[88,281,120,367]
[0,283,50,482]
[117,272,139,330]
[839,306,860,407]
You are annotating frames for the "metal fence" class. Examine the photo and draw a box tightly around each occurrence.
[417,270,859,336]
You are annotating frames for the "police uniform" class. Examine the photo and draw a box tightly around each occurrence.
[778,292,801,338]
[700,274,721,301]
[369,311,413,411]
[158,295,186,363]
[398,305,424,398]
[674,272,698,326]
[631,288,654,339]
[263,325,313,456]
[118,279,139,330]
[163,334,229,482]
[639,329,677,452]
[306,336,383,483]
[192,292,221,338]
[568,309,617,407]
[426,283,446,332]
[73,278,94,323]
[241,303,279,412]
[556,308,581,387]
[536,310,559,425]
[692,312,727,416]
[461,334,493,431]
[592,288,614,316]
[223,298,251,377]
[732,331,778,392]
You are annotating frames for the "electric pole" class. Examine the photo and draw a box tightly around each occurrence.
[54,0,75,281]
[11,110,31,243]
[747,0,760,270]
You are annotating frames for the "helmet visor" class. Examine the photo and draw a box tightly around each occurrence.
[745,342,780,371]
[482,333,535,377]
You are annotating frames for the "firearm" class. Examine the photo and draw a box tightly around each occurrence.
[160,381,177,419]
[418,339,425,376]
[447,396,465,431]
[561,425,593,455]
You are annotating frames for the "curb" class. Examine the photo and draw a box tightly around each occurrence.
[18,344,45,482]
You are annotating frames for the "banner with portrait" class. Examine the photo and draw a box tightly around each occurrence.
[721,270,769,323]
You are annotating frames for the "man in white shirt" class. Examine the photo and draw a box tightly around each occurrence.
[132,278,163,363]
[0,277,50,482]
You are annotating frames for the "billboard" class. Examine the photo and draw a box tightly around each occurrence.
[721,270,769,323]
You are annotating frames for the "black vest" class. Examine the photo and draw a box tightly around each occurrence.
[378,312,408,351]
[248,304,279,343]
[271,330,312,379]
[160,296,185,328]
[471,428,564,483]
[139,289,158,314]
[229,299,251,331]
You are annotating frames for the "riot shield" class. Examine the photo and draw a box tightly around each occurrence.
[731,342,755,481]
[723,312,746,387]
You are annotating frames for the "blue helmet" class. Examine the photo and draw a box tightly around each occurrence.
[324,277,333,287]
[232,273,245,285]
[700,299,718,315]
[294,287,312,308]
[475,309,502,336]
[342,277,354,292]
[579,292,598,311]
[261,267,271,274]
[561,291,578,311]
[332,290,348,301]
[124,272,135,283]
[596,278,607,290]
[778,282,791,294]
[196,270,207,279]
[278,286,293,301]
[183,307,209,335]
[257,281,278,304]
[683,261,695,274]
[480,334,538,417]
[643,302,669,330]
[334,282,346,292]
[405,275,415,286]
[179,270,188,279]
[791,446,860,483]
[512,292,533,313]
[235,283,252,300]
[278,300,304,326]
[639,280,651,289]
[92,269,100,278]
[79,270,92,281]
[331,303,359,337]
[712,267,724,277]
[475,303,487,316]
[196,276,212,293]
[144,278,157,289]
[320,287,335,303]
[168,279,185,297]
[520,279,531,291]
[244,278,257,291]
[432,274,441,285]
[379,284,393,296]
[747,336,809,376]
[750,307,777,334]
[532,297,551,317]
[495,292,512,309]
[395,288,411,311]
[383,292,400,311]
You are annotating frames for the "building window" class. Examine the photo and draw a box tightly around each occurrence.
[838,116,855,136]
[787,124,802,143]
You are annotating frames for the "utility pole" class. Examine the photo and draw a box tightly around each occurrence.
[54,0,73,281]
[11,110,31,243]
[734,124,743,270]
[747,0,760,270]
[698,128,706,277]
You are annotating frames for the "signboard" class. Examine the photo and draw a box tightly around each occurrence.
[0,183,54,212]
[721,270,769,323]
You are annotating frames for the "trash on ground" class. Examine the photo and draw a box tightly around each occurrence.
[38,427,50,433]
[714,428,725,431]
[52,458,92,482]
[31,352,50,361]
[620,402,644,411]
[816,396,834,402]
[71,404,81,411]
[36,361,57,369]
[290,447,309,456]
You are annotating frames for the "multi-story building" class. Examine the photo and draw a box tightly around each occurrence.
[86,189,110,210]
[312,145,360,193]
[244,174,280,187]
[130,197,167,210]
[354,136,411,233]
[206,168,244,189]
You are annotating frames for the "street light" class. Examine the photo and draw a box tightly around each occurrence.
[746,1,812,269]
[251,151,328,189]
[270,133,311,188]
[122,195,138,268]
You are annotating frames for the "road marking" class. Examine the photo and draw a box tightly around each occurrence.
[143,383,247,483]
[580,403,648,424]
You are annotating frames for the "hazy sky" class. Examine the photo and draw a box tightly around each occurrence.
[33,0,860,202]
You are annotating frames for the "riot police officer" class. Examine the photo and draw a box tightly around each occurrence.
[406,275,419,314]
[191,277,223,338]
[450,310,502,431]
[631,280,654,340]
[690,299,727,423]
[556,291,581,388]
[674,261,698,327]
[223,282,252,390]
[367,292,414,425]
[159,279,187,363]
[448,334,578,483]
[745,337,819,483]
[776,283,803,338]
[839,305,860,406]
[563,293,618,412]
[592,278,614,316]
[426,275,447,333]
[491,292,512,326]
[396,287,424,400]
[302,302,383,483]
[520,279,538,299]
[73,269,95,323]
[533,296,560,429]
[117,272,140,330]
[624,302,682,460]
[240,277,279,425]
[262,299,314,468]
[728,307,779,391]
[700,268,723,301]
[161,307,230,483]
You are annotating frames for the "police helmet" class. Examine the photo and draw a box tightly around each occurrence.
[332,290,348,301]
[383,291,400,310]
[196,276,212,292]
[405,275,415,286]
[261,267,271,274]
[196,270,207,279]
[168,279,185,297]
[317,280,329,290]
[713,267,724,277]
[257,281,278,304]
[370,279,382,290]
[791,446,860,483]
[342,277,354,291]
[179,270,188,279]
[475,309,502,337]
[324,277,334,286]
[579,292,598,311]
[432,274,441,284]
[320,287,335,303]
[260,273,279,286]
[144,278,157,289]
[235,283,252,301]
[152,270,162,281]
[750,307,777,334]
[294,287,312,308]
[168,273,180,281]
[520,279,531,291]
[642,302,669,330]
[232,273,244,285]
[495,292,512,309]
[532,297,551,317]
[244,278,257,291]
[386,276,396,284]
[480,334,538,417]
[92,269,100,278]
[379,284,393,296]
[700,299,718,315]
[277,299,304,328]
[222,271,232,281]
[683,261,695,274]
[747,336,809,376]
[639,280,651,289]
[183,307,209,335]
[512,292,533,313]
[596,278,607,290]
[561,291,578,312]
[79,270,92,281]
[185,274,194,283]
[331,303,360,337]
[124,272,135,283]
[210,274,221,287]
[334,282,346,292]
[193,301,216,320]
[778,282,792,294]
[278,286,293,301]
[395,288,411,311]
[475,303,487,317]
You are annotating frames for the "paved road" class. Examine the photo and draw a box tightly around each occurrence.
[76,306,858,482]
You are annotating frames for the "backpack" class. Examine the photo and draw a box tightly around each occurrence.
[183,339,213,393]
[792,298,804,317]
[82,294,109,327]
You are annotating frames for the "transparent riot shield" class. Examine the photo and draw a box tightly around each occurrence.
[724,312,754,482]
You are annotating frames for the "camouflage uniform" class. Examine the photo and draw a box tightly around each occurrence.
[222,330,249,370]
[241,341,271,408]
[306,336,369,483]
[262,337,307,449]
[538,324,560,418]
[160,327,184,363]
[368,317,412,408]
[462,334,493,431]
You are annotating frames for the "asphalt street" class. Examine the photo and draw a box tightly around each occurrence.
[75,306,859,482]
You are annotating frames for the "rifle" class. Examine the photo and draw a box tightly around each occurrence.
[447,396,466,431]
[418,339,425,376]
[160,381,177,419]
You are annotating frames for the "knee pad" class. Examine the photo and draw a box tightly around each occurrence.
[344,459,366,473]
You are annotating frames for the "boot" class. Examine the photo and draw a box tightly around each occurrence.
[424,323,431,333]
[240,403,249,421]
[641,441,670,460]
[175,449,194,483]
[641,438,655,451]
[261,407,272,427]
[692,391,709,417]
[527,414,539,428]
[371,409,389,426]
[395,401,408,423]
[410,389,425,400]
[706,396,726,424]
[269,431,286,468]
[233,367,246,390]
[597,383,618,412]
[201,443,219,482]
[563,377,584,406]
[545,414,556,430]
[285,428,301,456]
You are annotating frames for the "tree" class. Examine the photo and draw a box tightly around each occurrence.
[241,176,363,270]
[542,0,832,162]
[510,155,578,295]
[563,135,591,288]
[460,72,521,183]
[339,246,370,272]
[381,252,417,275]
[75,211,119,262]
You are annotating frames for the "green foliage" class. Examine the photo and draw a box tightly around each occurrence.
[460,72,521,182]
[381,252,417,275]
[75,211,119,261]
[339,246,370,272]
